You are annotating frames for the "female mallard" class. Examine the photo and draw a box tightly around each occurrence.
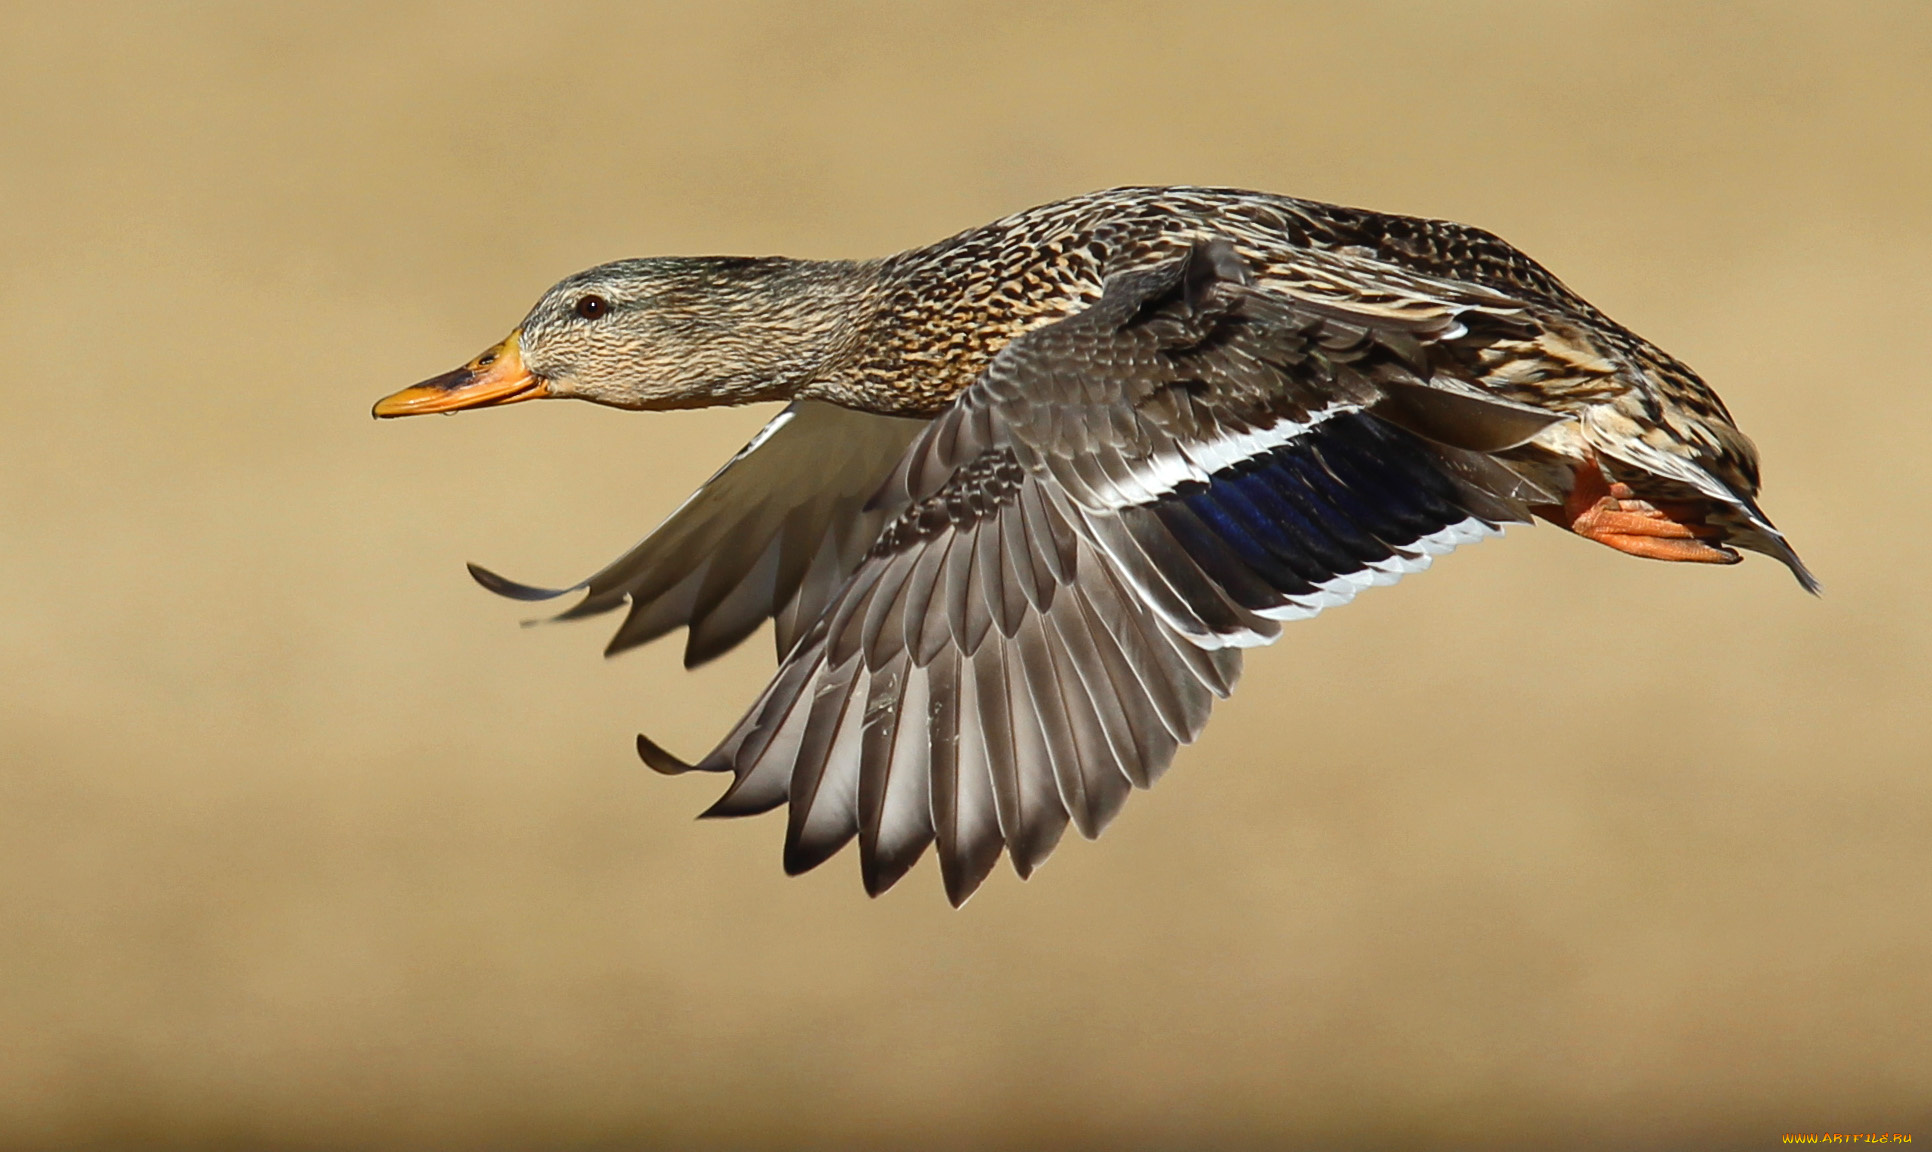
[375,187,1812,904]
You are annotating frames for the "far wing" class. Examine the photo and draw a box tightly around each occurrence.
[469,401,928,666]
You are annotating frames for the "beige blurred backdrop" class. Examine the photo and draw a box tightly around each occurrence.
[2,3,1928,1148]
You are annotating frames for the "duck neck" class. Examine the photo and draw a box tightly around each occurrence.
[680,258,884,408]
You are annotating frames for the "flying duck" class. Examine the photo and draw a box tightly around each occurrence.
[374,187,1813,905]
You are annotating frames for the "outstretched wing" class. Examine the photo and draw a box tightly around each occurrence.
[469,401,928,666]
[655,241,1560,904]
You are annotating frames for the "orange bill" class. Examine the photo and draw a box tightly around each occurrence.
[372,331,548,417]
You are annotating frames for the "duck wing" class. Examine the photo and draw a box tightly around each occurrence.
[468,400,927,667]
[656,240,1554,904]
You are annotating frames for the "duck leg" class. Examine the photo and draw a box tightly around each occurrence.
[1536,456,1739,565]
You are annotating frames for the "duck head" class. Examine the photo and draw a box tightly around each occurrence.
[373,256,871,418]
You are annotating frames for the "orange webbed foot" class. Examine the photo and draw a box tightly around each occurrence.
[1536,459,1740,566]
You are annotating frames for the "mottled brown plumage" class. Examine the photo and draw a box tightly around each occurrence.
[808,188,1806,587]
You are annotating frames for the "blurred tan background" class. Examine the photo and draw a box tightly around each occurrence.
[2,2,1928,1148]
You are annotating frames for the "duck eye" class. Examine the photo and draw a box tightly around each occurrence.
[574,295,611,320]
